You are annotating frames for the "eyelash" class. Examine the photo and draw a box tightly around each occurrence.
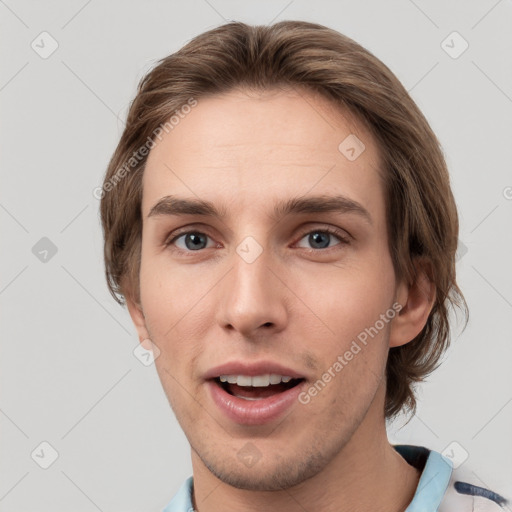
[164,226,351,254]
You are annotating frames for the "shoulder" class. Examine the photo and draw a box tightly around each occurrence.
[439,462,509,511]
[162,476,194,512]
[393,444,509,512]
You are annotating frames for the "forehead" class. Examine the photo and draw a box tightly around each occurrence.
[142,87,383,218]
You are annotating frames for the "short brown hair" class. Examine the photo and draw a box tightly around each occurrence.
[100,20,467,421]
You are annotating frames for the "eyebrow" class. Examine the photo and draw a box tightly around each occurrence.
[147,194,372,225]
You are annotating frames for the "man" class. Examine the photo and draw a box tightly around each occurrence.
[99,21,507,511]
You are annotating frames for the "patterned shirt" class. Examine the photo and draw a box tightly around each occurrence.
[162,444,509,511]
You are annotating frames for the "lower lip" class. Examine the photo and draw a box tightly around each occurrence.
[207,380,305,426]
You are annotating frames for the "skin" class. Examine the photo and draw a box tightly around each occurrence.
[126,87,435,512]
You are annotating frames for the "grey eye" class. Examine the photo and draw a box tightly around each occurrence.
[174,232,213,251]
[297,231,342,250]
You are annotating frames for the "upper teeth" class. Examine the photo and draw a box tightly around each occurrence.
[219,374,293,387]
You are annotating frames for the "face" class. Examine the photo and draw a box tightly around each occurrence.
[134,87,402,490]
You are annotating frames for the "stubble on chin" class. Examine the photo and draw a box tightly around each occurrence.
[193,443,332,491]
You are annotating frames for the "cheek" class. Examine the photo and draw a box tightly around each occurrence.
[298,278,392,418]
[139,252,212,335]
[139,254,220,390]
[292,260,396,339]
[290,261,395,404]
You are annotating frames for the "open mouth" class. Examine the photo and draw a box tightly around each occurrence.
[207,369,307,425]
[214,374,305,400]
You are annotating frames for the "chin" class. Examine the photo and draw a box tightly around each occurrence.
[198,446,329,491]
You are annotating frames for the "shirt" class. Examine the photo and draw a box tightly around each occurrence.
[162,444,509,511]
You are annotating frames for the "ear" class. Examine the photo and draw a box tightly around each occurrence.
[124,288,151,343]
[389,259,436,348]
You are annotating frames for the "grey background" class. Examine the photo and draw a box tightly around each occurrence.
[1,1,511,511]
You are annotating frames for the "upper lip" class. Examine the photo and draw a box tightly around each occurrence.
[204,360,306,380]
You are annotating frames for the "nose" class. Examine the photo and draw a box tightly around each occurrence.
[215,243,288,338]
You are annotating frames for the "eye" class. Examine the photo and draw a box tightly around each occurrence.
[167,231,216,251]
[295,227,349,250]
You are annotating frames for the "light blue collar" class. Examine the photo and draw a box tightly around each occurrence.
[402,448,453,511]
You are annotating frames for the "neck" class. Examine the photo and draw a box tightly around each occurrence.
[191,385,421,512]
